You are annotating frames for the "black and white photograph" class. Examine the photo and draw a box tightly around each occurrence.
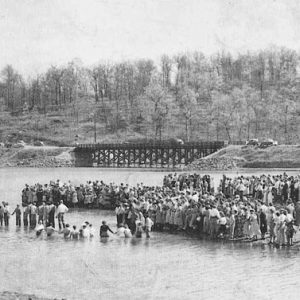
[0,0,300,299]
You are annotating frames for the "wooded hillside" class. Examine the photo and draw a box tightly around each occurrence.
[0,47,299,144]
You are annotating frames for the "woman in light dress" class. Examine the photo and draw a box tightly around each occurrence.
[249,210,261,240]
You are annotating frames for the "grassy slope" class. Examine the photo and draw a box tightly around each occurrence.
[0,98,147,146]
[0,146,74,167]
[206,145,300,168]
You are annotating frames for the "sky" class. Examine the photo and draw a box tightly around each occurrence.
[0,0,300,76]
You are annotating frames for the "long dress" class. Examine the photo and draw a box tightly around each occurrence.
[249,214,261,238]
[234,214,244,238]
[242,213,250,238]
[267,187,273,205]
[259,211,268,237]
[295,202,300,226]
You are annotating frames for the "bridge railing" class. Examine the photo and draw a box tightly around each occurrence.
[75,141,225,150]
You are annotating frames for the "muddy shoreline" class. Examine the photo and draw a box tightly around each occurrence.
[1,145,299,170]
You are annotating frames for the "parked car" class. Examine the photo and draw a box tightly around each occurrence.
[246,139,259,146]
[259,139,278,148]
[33,140,44,146]
[12,142,24,148]
[17,140,26,146]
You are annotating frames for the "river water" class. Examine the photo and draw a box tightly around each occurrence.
[1,168,300,300]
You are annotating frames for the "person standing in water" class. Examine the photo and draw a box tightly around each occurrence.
[89,224,95,238]
[23,205,30,227]
[62,224,71,239]
[0,203,5,226]
[11,204,22,226]
[71,225,79,240]
[30,202,37,228]
[135,221,143,238]
[47,202,56,228]
[100,221,115,238]
[45,223,56,237]
[3,202,10,226]
[35,220,44,236]
[56,200,69,230]
[124,224,132,238]
[145,215,153,238]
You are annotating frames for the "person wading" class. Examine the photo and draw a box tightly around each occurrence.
[11,204,22,227]
[56,200,69,230]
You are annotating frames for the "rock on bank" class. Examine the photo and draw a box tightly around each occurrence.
[0,291,60,300]
[184,144,300,171]
[0,145,75,167]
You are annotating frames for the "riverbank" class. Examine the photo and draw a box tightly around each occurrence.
[184,144,300,170]
[0,291,61,300]
[0,144,300,169]
[0,146,74,167]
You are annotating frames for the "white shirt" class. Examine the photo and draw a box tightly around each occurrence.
[286,214,293,223]
[210,208,220,219]
[56,203,69,215]
[219,217,227,225]
[89,227,96,237]
[145,217,153,229]
[124,228,132,238]
[82,228,89,238]
[117,227,125,237]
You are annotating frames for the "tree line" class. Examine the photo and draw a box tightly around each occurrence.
[0,47,299,143]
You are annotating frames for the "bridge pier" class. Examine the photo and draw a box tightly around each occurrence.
[74,150,93,167]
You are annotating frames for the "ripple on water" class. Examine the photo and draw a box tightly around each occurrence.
[1,168,300,299]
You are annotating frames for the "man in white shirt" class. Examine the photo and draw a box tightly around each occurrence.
[145,215,154,238]
[3,202,10,226]
[56,200,69,230]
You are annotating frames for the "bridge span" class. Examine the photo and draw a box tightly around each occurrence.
[73,141,225,168]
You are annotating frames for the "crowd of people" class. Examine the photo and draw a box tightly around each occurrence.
[20,180,123,209]
[1,172,300,246]
[114,172,300,246]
